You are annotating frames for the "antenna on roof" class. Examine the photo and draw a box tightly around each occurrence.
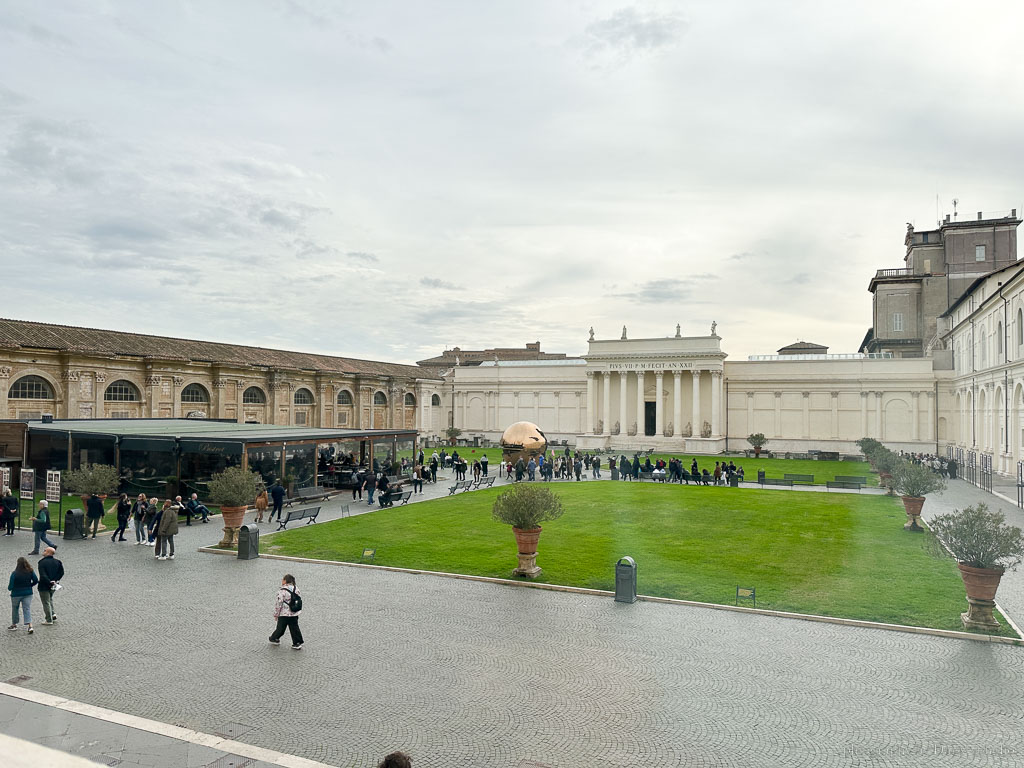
[952,198,959,220]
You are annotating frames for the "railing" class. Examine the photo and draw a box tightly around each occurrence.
[1017,461,1023,509]
[963,450,977,486]
[873,268,913,279]
[980,453,993,494]
[747,353,894,361]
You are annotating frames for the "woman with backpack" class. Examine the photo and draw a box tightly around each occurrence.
[269,573,303,649]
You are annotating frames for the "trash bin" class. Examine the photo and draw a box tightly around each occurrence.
[615,556,637,603]
[757,469,766,485]
[729,475,739,487]
[63,509,85,540]
[238,523,259,560]
[611,467,619,481]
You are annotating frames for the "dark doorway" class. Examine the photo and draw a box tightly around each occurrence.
[644,402,656,436]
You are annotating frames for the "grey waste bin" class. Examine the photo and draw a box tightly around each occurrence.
[615,556,637,603]
[729,475,739,487]
[757,469,766,484]
[63,509,85,540]
[611,467,619,481]
[238,523,259,560]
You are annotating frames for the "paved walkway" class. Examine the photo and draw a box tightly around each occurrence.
[0,477,1021,767]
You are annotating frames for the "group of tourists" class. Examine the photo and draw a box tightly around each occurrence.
[7,547,64,633]
[900,451,957,479]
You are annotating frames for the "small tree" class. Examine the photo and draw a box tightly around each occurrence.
[63,463,119,496]
[746,433,767,456]
[891,460,946,498]
[929,504,1024,571]
[445,427,463,445]
[492,483,565,530]
[208,466,264,508]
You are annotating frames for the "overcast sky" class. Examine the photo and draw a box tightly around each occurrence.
[2,1,1022,365]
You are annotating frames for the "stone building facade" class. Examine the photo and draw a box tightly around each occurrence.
[0,319,446,437]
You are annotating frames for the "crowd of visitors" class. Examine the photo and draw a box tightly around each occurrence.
[899,451,957,479]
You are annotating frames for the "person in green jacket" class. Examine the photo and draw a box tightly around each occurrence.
[28,500,58,555]
[8,556,38,633]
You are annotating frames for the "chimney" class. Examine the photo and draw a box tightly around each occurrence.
[1013,209,1017,218]
[944,214,950,223]
[978,211,983,220]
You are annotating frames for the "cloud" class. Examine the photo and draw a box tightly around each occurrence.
[222,157,307,180]
[346,251,378,263]
[420,277,461,290]
[611,279,689,303]
[584,8,687,57]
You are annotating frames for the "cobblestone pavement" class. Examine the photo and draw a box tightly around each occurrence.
[0,482,1022,768]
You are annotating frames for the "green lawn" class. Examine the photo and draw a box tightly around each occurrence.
[263,483,1013,636]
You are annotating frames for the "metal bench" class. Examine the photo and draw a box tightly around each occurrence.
[284,486,331,508]
[638,471,654,482]
[826,481,863,491]
[784,473,815,484]
[276,505,321,530]
[759,478,794,487]
[834,475,868,485]
[474,476,496,489]
[448,480,473,495]
[381,490,413,507]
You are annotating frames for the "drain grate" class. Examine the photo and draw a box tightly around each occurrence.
[91,757,121,766]
[518,762,556,768]
[211,722,255,740]
[205,756,255,768]
[5,675,32,686]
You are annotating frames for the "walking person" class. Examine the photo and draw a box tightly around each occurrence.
[412,465,424,494]
[254,487,269,523]
[364,473,377,506]
[1,487,16,536]
[268,573,303,649]
[269,480,286,522]
[429,457,438,483]
[7,556,38,633]
[480,454,488,476]
[111,493,131,542]
[144,497,159,546]
[84,493,105,539]
[155,499,178,560]
[592,456,601,479]
[131,493,148,545]
[36,547,63,625]
[28,500,58,555]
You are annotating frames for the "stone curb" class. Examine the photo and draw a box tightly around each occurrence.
[198,546,1024,647]
[0,682,335,768]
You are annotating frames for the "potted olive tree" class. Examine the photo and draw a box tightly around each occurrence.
[63,463,119,500]
[746,433,768,458]
[929,504,1024,630]
[491,483,564,578]
[891,460,946,532]
[208,466,263,547]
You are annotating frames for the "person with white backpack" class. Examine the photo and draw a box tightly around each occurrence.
[268,574,303,649]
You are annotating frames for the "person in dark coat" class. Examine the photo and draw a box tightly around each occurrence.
[632,456,641,478]
[376,474,390,508]
[1,487,16,536]
[36,547,63,624]
[7,556,38,633]
[111,493,131,542]
[130,493,148,545]
[269,481,286,522]
[574,458,583,481]
[85,493,105,539]
[29,500,58,555]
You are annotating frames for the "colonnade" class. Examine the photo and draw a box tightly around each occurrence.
[585,368,722,438]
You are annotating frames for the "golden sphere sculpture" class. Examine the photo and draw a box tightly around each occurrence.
[499,421,548,465]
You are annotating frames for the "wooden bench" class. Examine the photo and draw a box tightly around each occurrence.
[448,480,473,495]
[826,481,863,491]
[284,486,331,508]
[760,478,794,487]
[784,473,815,484]
[380,490,413,507]
[474,476,496,489]
[834,475,868,485]
[276,505,321,530]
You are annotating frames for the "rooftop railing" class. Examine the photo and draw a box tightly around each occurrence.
[747,353,894,361]
[873,268,913,279]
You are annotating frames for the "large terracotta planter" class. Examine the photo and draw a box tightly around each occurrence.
[512,526,542,578]
[957,563,1004,630]
[219,505,248,547]
[900,495,925,532]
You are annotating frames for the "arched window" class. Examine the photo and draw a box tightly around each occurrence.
[980,331,987,368]
[431,394,441,406]
[955,343,961,374]
[104,380,139,402]
[294,388,313,405]
[337,390,353,406]
[404,392,416,406]
[373,391,387,405]
[242,387,266,404]
[9,375,53,399]
[181,383,209,403]
[998,322,1004,355]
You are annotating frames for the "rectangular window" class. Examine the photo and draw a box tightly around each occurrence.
[976,245,986,261]
[923,259,931,273]
[294,411,307,425]
[922,233,929,243]
[892,313,904,332]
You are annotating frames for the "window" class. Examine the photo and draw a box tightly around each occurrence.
[431,394,441,406]
[337,390,353,406]
[337,412,349,426]
[921,233,929,243]
[404,393,416,406]
[181,383,209,403]
[295,411,307,425]
[109,410,131,419]
[1018,307,1024,348]
[980,331,987,368]
[104,380,139,402]
[373,391,387,405]
[998,322,1004,354]
[293,388,313,405]
[9,375,53,399]
[892,313,904,332]
[976,245,986,261]
[242,387,266,404]
[923,259,931,273]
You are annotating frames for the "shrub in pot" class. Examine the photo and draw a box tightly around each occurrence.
[890,460,946,532]
[929,504,1024,630]
[208,466,264,546]
[492,483,564,578]
[746,433,767,458]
